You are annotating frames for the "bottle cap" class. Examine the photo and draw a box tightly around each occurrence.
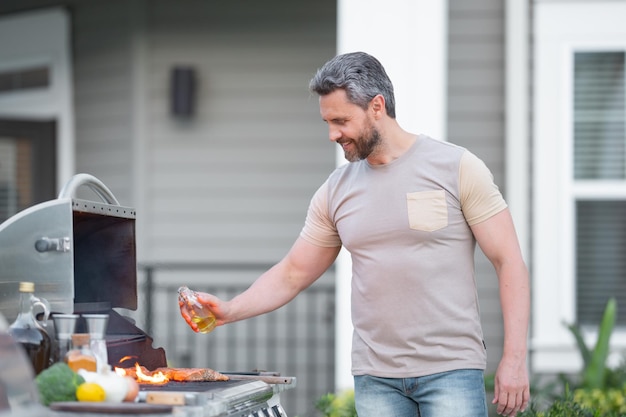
[71,333,91,346]
[19,282,35,293]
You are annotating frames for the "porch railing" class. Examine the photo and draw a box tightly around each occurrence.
[137,262,336,417]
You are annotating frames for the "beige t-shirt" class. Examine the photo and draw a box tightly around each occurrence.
[300,134,507,377]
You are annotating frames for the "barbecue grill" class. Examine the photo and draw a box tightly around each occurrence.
[0,174,295,417]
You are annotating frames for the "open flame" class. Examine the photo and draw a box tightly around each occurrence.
[114,356,169,385]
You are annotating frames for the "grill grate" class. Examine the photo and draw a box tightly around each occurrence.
[138,379,241,393]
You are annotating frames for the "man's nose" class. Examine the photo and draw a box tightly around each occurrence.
[329,127,342,142]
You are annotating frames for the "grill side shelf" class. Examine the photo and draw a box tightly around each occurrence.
[222,374,295,385]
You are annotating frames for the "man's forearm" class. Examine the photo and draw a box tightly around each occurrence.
[498,262,530,358]
[224,261,311,323]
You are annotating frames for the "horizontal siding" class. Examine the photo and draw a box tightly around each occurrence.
[448,0,506,376]
[448,67,503,89]
[72,0,136,204]
[450,0,507,12]
[143,0,336,263]
[447,93,503,113]
[448,42,504,64]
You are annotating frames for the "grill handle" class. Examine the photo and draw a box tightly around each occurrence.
[58,173,120,205]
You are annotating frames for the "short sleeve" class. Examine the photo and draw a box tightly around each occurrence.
[459,151,508,225]
[299,180,342,247]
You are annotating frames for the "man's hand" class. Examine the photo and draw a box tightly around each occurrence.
[178,291,226,332]
[492,357,530,416]
[472,209,530,416]
[178,238,340,332]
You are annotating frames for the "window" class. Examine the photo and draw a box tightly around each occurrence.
[533,1,626,373]
[0,8,74,199]
[573,52,626,326]
[0,66,50,93]
[0,120,57,223]
[0,139,26,222]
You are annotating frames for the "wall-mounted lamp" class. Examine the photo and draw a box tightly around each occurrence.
[170,66,196,118]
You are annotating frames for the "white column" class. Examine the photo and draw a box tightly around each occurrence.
[334,0,448,391]
[505,0,530,263]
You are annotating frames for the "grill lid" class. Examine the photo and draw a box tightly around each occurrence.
[0,174,137,319]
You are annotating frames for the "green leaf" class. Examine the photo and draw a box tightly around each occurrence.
[582,297,617,389]
[565,321,592,367]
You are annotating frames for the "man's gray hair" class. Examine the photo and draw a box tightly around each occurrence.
[309,52,396,118]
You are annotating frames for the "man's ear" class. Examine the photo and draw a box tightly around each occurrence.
[370,94,386,119]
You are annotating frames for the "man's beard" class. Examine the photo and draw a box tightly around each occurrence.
[342,125,382,162]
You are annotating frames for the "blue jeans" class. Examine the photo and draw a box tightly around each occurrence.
[354,369,488,417]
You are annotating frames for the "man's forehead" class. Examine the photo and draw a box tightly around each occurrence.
[319,89,358,112]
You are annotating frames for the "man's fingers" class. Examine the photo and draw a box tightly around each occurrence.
[519,388,530,414]
[511,392,522,416]
[496,391,508,415]
[497,391,527,416]
[179,303,199,331]
[497,392,514,416]
[521,390,530,412]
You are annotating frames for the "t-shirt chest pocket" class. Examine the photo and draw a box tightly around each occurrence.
[406,190,448,232]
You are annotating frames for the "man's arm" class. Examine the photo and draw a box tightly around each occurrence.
[226,237,341,323]
[470,208,530,416]
[181,237,341,329]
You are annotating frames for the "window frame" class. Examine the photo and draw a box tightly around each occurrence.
[532,0,626,373]
[0,8,74,191]
[0,119,57,222]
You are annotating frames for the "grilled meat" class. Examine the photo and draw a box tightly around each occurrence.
[120,366,229,382]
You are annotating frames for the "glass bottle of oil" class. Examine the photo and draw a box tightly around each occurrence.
[7,282,52,375]
[178,286,216,333]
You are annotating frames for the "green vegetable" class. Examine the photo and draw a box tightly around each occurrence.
[35,362,85,406]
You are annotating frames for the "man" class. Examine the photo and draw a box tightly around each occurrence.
[180,52,530,417]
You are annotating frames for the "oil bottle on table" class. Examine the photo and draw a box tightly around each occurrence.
[7,282,52,374]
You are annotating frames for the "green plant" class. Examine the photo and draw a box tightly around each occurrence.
[573,385,626,415]
[315,389,356,417]
[565,297,618,390]
[520,398,595,417]
[519,386,595,417]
